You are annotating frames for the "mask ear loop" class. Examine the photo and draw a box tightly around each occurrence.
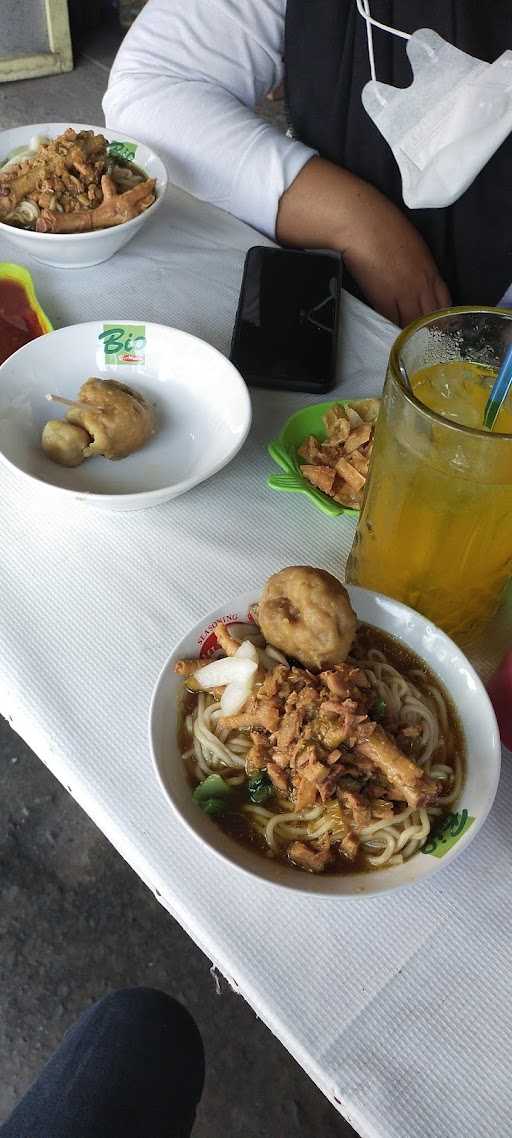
[355,0,411,103]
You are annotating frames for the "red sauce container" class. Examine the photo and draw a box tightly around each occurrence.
[0,262,52,364]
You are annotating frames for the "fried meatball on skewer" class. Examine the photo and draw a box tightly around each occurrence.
[66,378,155,460]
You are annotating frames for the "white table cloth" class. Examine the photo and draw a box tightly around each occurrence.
[1,186,510,1138]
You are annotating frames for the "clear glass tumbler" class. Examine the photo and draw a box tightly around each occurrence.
[346,308,512,644]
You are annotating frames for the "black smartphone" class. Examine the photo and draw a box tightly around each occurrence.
[230,246,343,393]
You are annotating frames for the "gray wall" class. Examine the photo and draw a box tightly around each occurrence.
[0,0,51,57]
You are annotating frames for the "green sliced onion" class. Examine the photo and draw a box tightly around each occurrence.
[247,771,274,804]
[193,773,234,816]
[371,696,387,720]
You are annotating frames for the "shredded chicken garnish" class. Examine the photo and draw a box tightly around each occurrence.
[177,647,441,873]
[214,621,241,657]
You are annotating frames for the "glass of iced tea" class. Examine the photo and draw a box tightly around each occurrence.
[346,308,512,644]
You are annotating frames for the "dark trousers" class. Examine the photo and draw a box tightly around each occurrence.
[0,988,205,1138]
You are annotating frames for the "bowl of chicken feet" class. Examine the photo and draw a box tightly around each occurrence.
[0,123,167,268]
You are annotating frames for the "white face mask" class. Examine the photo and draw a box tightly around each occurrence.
[356,0,512,209]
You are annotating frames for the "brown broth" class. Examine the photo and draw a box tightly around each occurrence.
[178,624,465,875]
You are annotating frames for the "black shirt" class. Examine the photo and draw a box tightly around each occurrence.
[285,1,512,305]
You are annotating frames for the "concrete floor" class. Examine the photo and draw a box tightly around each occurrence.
[0,21,355,1138]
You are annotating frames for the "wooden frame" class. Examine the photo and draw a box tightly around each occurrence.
[0,0,73,83]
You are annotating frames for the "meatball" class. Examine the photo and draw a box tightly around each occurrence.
[41,420,90,467]
[66,378,155,460]
[258,566,356,670]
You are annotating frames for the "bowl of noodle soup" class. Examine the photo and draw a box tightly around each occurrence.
[150,583,500,896]
[0,123,166,268]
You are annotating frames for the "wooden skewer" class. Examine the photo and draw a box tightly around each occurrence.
[46,393,105,415]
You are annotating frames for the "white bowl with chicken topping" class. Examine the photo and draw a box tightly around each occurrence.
[150,575,501,897]
[0,123,167,268]
[0,320,251,511]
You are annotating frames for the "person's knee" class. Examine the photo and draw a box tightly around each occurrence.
[94,986,180,1023]
[86,988,204,1074]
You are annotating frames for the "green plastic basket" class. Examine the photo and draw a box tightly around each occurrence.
[267,398,379,518]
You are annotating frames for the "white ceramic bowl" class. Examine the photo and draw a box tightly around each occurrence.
[150,585,501,897]
[0,320,251,511]
[0,122,167,268]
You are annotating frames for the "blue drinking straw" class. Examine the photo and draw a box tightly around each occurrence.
[483,342,512,430]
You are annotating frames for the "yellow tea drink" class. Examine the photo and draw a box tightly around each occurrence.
[346,309,512,643]
[410,361,511,429]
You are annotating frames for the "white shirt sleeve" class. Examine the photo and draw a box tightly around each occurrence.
[102,0,316,238]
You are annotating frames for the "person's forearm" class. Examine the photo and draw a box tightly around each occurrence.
[276,156,450,325]
[276,155,375,253]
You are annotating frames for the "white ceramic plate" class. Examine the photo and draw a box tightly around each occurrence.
[0,123,167,268]
[0,320,251,511]
[150,585,501,897]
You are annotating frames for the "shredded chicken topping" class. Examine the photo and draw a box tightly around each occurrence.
[178,648,441,873]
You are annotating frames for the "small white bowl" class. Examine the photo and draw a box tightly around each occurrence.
[0,123,167,268]
[0,320,251,511]
[150,585,501,897]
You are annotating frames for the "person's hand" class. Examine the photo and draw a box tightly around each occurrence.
[276,157,451,326]
[339,180,451,326]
